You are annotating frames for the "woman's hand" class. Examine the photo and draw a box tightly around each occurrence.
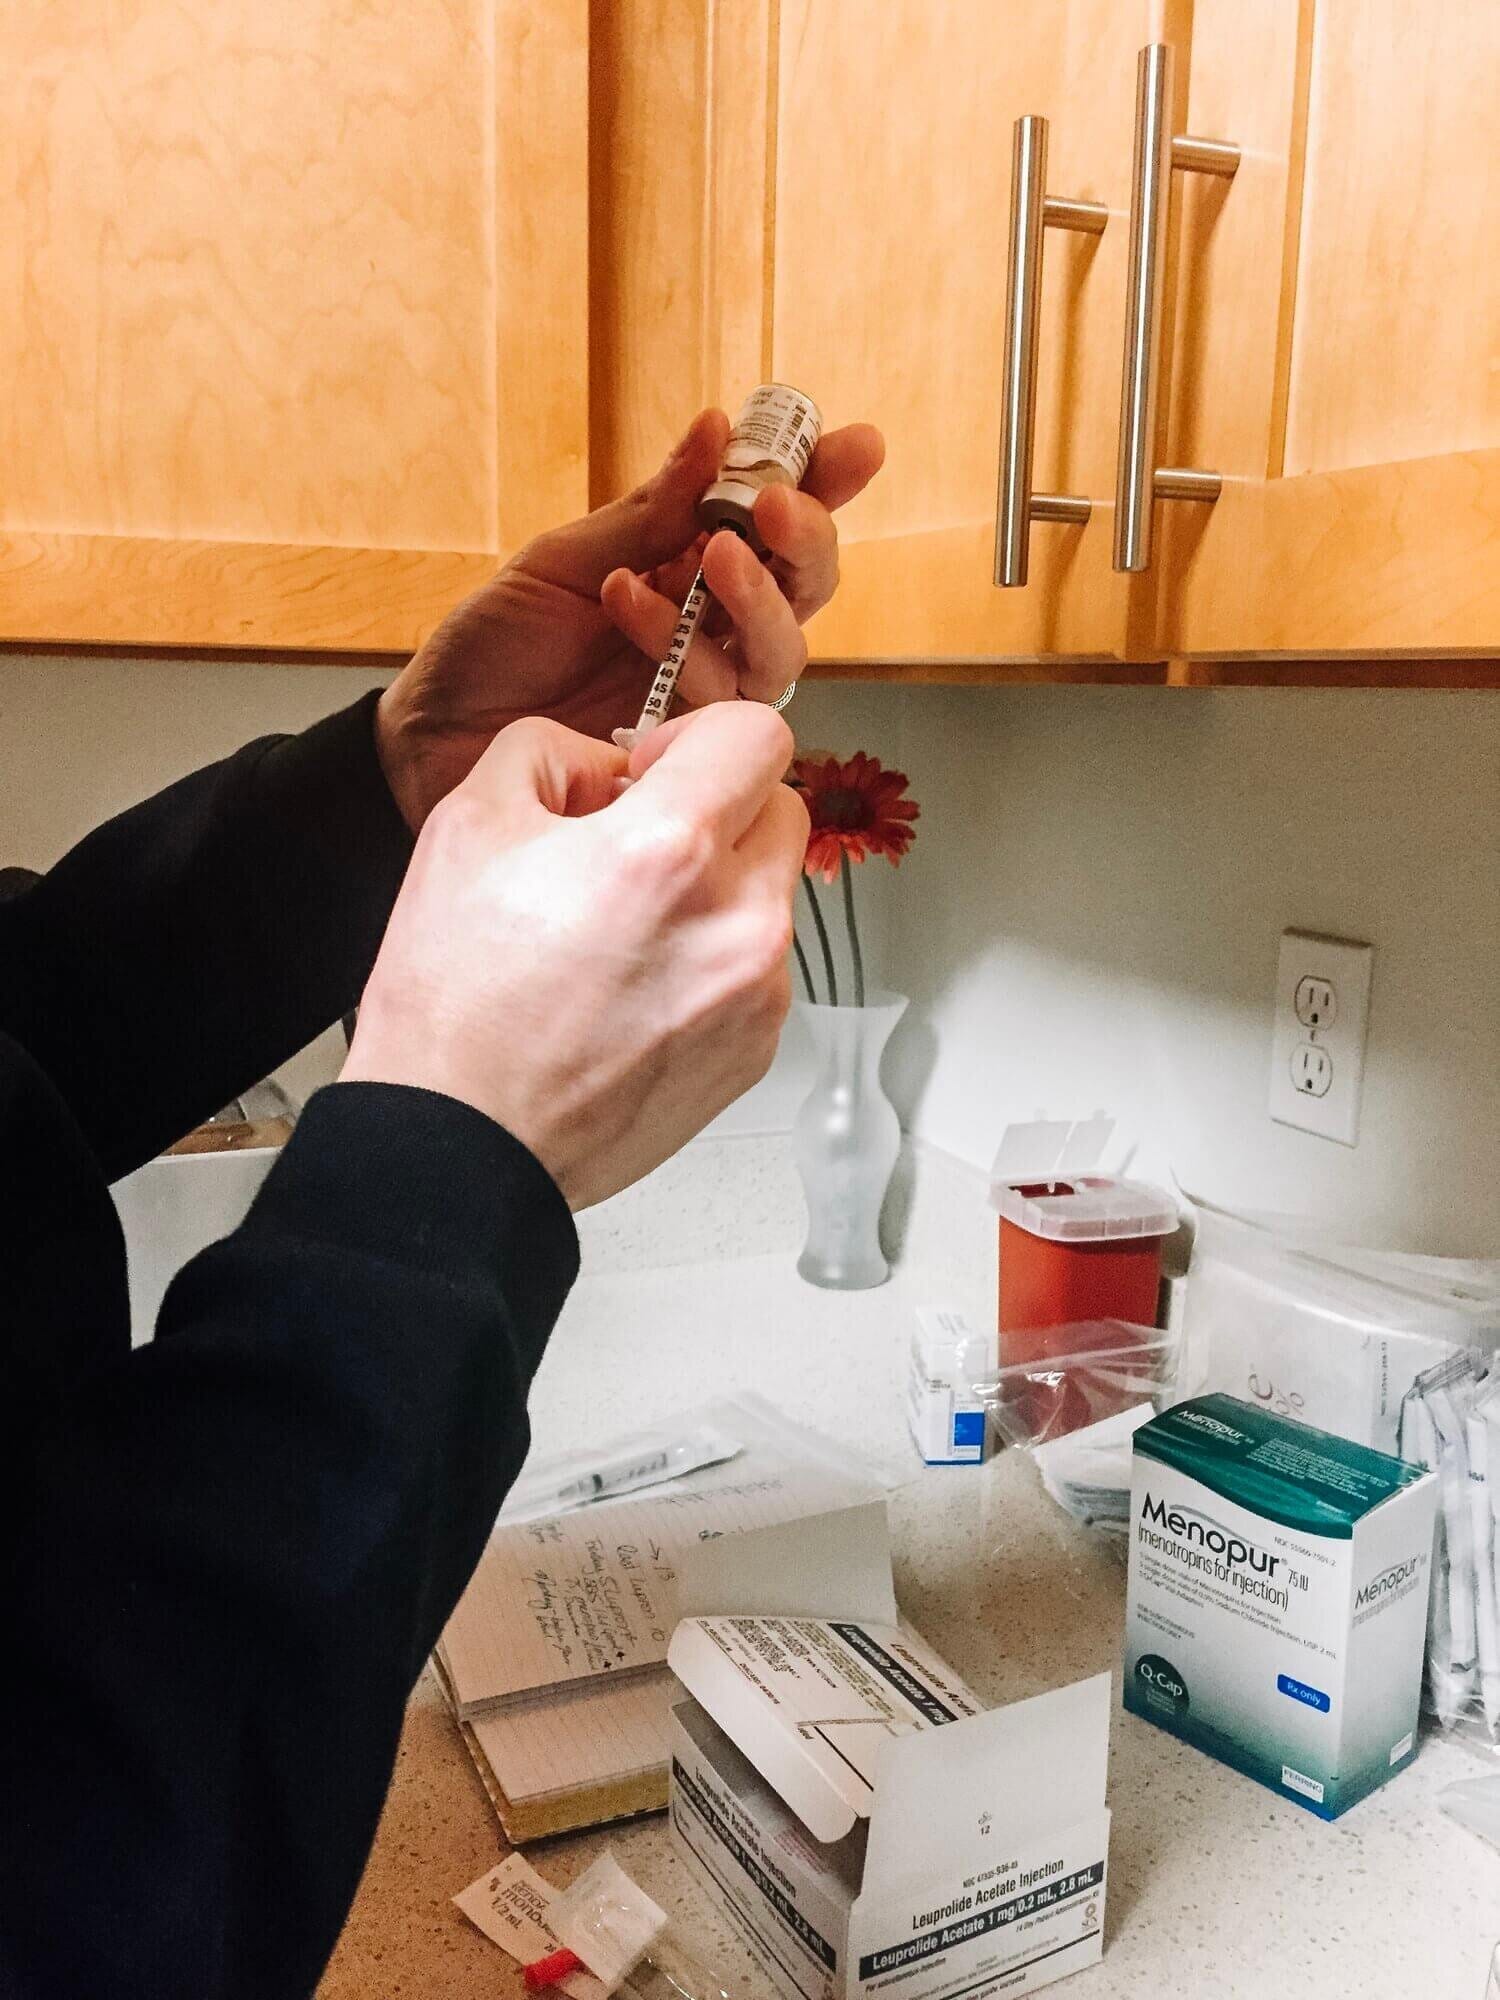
[343,703,809,1209]
[373,411,883,831]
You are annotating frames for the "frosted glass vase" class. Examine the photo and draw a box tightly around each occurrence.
[792,992,907,1290]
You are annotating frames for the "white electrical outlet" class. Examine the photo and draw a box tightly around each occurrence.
[1269,930,1373,1145]
[1294,976,1336,1031]
[1290,1042,1334,1097]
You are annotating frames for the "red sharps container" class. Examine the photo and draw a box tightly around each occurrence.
[991,1171,1176,1438]
[992,1174,1177,1369]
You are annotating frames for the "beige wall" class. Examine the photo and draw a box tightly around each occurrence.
[2,657,1495,1254]
[867,684,1500,1258]
[0,655,392,865]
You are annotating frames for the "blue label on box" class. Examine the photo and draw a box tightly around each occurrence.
[952,1410,985,1450]
[1277,1673,1331,1712]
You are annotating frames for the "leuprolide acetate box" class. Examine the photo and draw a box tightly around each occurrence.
[1124,1393,1438,1819]
[666,1503,1111,2000]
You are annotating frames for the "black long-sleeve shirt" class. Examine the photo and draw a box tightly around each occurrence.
[0,694,579,1999]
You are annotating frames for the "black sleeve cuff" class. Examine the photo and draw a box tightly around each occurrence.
[245,1081,580,1377]
[249,690,414,953]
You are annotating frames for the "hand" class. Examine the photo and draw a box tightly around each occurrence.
[342,703,809,1209]
[374,411,884,830]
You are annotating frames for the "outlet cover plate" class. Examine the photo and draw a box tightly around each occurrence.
[1269,930,1374,1145]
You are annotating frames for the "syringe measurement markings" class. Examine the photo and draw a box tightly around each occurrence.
[636,567,711,737]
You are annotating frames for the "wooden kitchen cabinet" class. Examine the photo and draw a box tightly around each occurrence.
[1154,0,1500,671]
[586,0,775,504]
[758,0,1170,676]
[4,2,1494,680]
[762,0,1500,679]
[613,0,1497,683]
[585,0,1199,683]
[0,0,588,654]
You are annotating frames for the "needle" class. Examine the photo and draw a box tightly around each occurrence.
[612,567,714,754]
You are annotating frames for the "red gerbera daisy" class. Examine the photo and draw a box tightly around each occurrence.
[790,751,920,884]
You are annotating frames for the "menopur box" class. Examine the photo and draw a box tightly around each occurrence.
[666,1503,1110,2000]
[1124,1393,1438,1820]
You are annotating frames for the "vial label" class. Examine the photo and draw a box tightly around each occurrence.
[719,383,822,485]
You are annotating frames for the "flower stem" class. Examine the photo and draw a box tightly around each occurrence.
[840,851,865,1007]
[802,876,839,1007]
[791,926,818,1004]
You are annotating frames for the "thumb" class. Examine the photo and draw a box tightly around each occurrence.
[617,702,795,846]
[521,410,731,594]
[460,717,628,827]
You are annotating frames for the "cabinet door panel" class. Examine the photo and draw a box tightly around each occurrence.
[588,0,773,504]
[1162,0,1500,660]
[0,0,588,652]
[1284,0,1500,476]
[770,0,1170,664]
[1158,0,1305,485]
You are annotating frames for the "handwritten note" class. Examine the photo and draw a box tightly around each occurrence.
[516,1517,676,1678]
[441,1411,880,1715]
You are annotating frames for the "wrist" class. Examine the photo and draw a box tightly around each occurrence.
[340,1016,582,1209]
[373,682,428,834]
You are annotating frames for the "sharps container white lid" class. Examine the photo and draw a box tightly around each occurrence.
[986,1118,1176,1243]
[991,1175,1178,1243]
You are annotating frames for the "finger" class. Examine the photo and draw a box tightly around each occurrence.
[698,530,807,704]
[800,422,886,513]
[733,778,810,903]
[752,485,839,620]
[619,702,795,845]
[600,567,741,709]
[603,538,808,710]
[646,537,710,609]
[462,716,627,825]
[523,410,731,594]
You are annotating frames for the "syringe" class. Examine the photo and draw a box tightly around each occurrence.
[612,383,822,755]
[612,563,718,753]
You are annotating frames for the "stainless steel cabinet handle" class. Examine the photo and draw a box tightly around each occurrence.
[1113,43,1239,574]
[994,115,1107,588]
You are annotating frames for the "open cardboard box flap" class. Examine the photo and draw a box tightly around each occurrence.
[675,1498,898,1626]
[863,1675,1110,1892]
[670,1500,1109,1864]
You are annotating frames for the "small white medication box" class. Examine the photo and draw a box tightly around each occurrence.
[1124,1393,1438,1819]
[907,1306,989,1465]
[666,1504,1110,2000]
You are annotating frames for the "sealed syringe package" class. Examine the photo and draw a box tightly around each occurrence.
[1400,1349,1500,1755]
[967,1322,1181,1545]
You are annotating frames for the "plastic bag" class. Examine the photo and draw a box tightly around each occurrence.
[535,1852,744,1999]
[1179,1200,1500,1755]
[1180,1201,1498,1455]
[1440,1776,1500,1990]
[1440,1774,1500,1853]
[499,1421,743,1525]
[498,1391,894,1532]
[969,1324,1179,1538]
[1399,1354,1500,1752]
[457,1849,742,2000]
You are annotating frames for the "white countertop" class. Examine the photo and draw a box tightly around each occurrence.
[323,1249,1500,2000]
